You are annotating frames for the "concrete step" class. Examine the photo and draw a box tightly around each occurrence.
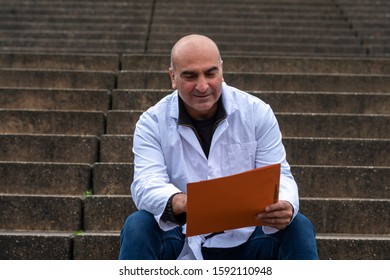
[0,39,145,54]
[0,134,98,163]
[1,230,388,260]
[251,91,390,114]
[4,18,350,33]
[0,15,150,25]
[284,138,389,166]
[105,110,390,139]
[154,11,348,22]
[91,163,389,199]
[112,89,169,111]
[97,135,389,166]
[92,163,133,195]
[147,42,366,57]
[2,162,385,199]
[0,1,388,57]
[116,71,171,90]
[223,73,390,92]
[222,56,390,74]
[83,195,135,232]
[0,0,153,8]
[362,37,390,48]
[0,4,152,17]
[343,0,390,54]
[353,27,390,37]
[0,231,73,260]
[351,20,390,30]
[338,2,390,12]
[0,69,116,89]
[316,234,390,260]
[106,110,141,135]
[347,17,390,26]
[117,71,390,92]
[72,232,390,260]
[346,10,390,19]
[77,195,390,235]
[149,33,361,48]
[300,198,390,234]
[366,46,390,57]
[121,55,171,71]
[0,88,110,112]
[152,9,344,22]
[292,165,390,199]
[277,113,390,138]
[0,30,147,42]
[154,1,339,11]
[149,26,354,37]
[0,110,105,136]
[0,21,149,33]
[153,43,368,57]
[121,54,390,74]
[0,53,119,71]
[73,232,119,260]
[0,230,119,260]
[0,195,82,231]
[111,89,390,114]
[0,162,91,195]
[99,135,133,163]
[0,45,144,54]
[152,17,350,29]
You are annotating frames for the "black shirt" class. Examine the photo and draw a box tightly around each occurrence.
[178,95,226,158]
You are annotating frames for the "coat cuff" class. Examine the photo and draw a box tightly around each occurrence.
[161,192,187,226]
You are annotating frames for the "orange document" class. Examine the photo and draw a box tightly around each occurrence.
[186,163,280,237]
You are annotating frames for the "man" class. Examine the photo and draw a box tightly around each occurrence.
[119,34,319,260]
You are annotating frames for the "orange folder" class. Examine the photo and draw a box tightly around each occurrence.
[186,163,280,237]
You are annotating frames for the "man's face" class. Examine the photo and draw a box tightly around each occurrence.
[169,43,223,120]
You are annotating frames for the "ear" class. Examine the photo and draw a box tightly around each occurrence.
[169,67,177,89]
[220,60,224,82]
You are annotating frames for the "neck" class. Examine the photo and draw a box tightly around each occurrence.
[185,102,218,120]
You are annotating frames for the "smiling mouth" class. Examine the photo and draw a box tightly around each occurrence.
[195,95,209,98]
[193,93,212,98]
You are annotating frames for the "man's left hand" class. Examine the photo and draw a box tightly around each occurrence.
[255,200,294,230]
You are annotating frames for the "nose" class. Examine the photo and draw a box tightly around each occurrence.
[195,75,209,93]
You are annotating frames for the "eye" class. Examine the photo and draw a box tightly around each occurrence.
[181,72,196,80]
[206,71,217,77]
[205,68,219,77]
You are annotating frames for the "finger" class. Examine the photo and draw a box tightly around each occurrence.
[256,210,291,223]
[258,216,290,228]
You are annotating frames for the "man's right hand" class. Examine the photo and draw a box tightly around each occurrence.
[171,193,187,215]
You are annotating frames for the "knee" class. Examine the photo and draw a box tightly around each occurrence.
[121,210,159,237]
[289,213,316,235]
[276,213,319,259]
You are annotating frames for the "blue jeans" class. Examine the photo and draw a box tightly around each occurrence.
[118,210,319,260]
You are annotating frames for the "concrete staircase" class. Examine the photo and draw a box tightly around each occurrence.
[0,0,389,260]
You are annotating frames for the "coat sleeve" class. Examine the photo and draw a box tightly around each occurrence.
[130,111,183,231]
[254,103,299,231]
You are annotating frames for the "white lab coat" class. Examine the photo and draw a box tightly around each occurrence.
[131,82,299,259]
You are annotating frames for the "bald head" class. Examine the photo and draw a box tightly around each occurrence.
[170,34,222,71]
[168,34,224,120]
